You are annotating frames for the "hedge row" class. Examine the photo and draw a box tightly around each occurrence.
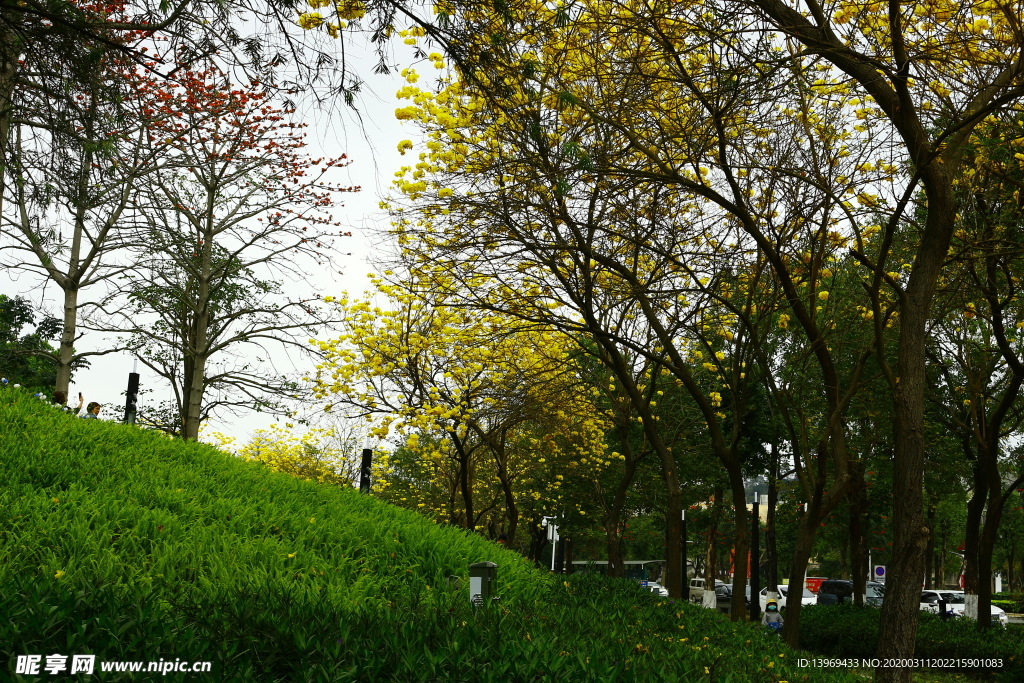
[799,604,1023,681]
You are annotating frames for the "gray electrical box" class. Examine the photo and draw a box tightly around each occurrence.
[469,561,498,605]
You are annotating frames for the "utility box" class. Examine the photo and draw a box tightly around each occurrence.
[469,561,498,606]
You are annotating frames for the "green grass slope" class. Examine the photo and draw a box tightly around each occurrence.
[1,389,858,682]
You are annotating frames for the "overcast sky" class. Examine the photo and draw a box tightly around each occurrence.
[3,32,419,444]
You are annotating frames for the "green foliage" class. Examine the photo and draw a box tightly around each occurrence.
[0,389,862,682]
[992,594,1024,613]
[799,605,1024,681]
[0,294,65,393]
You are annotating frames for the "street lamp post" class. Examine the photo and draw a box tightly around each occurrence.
[123,371,140,425]
[543,516,560,572]
[359,448,372,494]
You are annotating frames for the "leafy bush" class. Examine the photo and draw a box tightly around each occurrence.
[991,594,1024,613]
[800,604,1024,681]
[1,390,861,682]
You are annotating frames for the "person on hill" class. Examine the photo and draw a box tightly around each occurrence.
[82,402,102,419]
[52,390,84,414]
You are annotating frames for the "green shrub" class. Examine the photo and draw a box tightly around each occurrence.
[800,604,1024,681]
[1,389,861,682]
[991,594,1024,613]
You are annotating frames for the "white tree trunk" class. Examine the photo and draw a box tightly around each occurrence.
[702,586,717,609]
[964,593,979,621]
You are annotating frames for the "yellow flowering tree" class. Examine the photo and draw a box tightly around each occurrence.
[310,275,615,546]
[206,424,365,489]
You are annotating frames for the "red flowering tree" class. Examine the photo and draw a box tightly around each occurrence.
[91,64,356,440]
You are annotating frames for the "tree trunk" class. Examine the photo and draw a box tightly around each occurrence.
[56,286,79,396]
[702,488,723,606]
[782,514,818,648]
[494,453,519,543]
[182,216,213,441]
[607,516,628,579]
[938,520,947,589]
[728,472,750,620]
[976,514,997,629]
[766,445,779,597]
[876,268,947,682]
[924,503,936,590]
[850,465,867,606]
[459,447,474,531]
[963,459,987,615]
[603,421,643,580]
[447,476,458,527]
[840,532,849,580]
[1008,543,1015,595]
[975,482,1010,629]
[182,351,207,440]
[55,147,93,396]
[650,439,682,598]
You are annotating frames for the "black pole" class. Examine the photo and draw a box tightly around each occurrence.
[750,494,761,621]
[359,448,372,494]
[124,372,140,425]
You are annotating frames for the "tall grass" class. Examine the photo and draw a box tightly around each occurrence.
[1,388,859,682]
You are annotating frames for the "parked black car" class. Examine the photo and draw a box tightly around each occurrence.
[816,579,885,606]
[713,584,753,614]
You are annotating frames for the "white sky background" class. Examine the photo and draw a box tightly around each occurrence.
[2,30,421,443]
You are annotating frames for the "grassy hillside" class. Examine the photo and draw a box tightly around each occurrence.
[1,388,858,682]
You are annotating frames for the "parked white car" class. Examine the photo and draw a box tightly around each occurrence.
[638,580,669,597]
[919,590,1008,627]
[759,585,816,611]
